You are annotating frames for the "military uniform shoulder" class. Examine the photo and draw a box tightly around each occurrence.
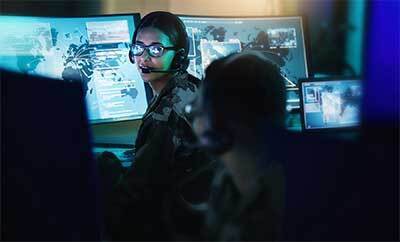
[170,73,199,116]
[174,72,199,92]
[149,73,199,122]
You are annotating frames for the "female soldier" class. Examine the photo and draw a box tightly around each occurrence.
[104,11,213,241]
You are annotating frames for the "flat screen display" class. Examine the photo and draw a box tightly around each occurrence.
[179,15,310,110]
[0,14,147,124]
[300,78,362,130]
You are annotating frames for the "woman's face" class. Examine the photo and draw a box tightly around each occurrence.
[134,27,176,82]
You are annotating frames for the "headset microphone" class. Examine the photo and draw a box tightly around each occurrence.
[140,67,180,73]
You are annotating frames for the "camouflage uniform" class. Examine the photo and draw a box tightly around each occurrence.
[105,72,214,241]
[206,162,285,241]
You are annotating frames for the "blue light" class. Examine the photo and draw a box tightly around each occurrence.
[363,1,400,123]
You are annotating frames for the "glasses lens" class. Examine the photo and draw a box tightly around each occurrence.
[148,45,164,57]
[131,44,145,56]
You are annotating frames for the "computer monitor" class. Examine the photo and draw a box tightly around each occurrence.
[0,13,147,124]
[179,15,310,110]
[1,69,100,240]
[299,77,362,131]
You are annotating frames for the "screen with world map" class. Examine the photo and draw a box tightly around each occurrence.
[0,14,148,124]
[179,15,309,111]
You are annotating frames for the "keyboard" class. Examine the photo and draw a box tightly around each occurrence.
[93,145,135,167]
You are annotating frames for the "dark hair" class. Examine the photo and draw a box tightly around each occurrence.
[132,11,189,70]
[200,51,286,153]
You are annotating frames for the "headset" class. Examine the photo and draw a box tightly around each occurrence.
[129,11,189,74]
[198,52,286,155]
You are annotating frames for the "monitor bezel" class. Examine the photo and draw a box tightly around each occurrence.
[299,77,362,133]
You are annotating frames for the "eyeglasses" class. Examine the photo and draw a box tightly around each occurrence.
[130,43,178,58]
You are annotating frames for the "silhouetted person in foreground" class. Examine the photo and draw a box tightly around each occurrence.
[194,51,286,241]
[195,51,395,241]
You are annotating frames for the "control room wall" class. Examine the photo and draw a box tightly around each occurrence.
[100,0,299,16]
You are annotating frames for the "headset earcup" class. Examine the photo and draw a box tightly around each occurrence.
[179,51,189,71]
[172,49,188,71]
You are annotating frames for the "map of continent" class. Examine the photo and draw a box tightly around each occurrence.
[0,16,148,123]
[186,24,296,87]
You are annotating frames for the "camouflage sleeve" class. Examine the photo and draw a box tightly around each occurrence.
[105,120,176,240]
[130,121,175,185]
